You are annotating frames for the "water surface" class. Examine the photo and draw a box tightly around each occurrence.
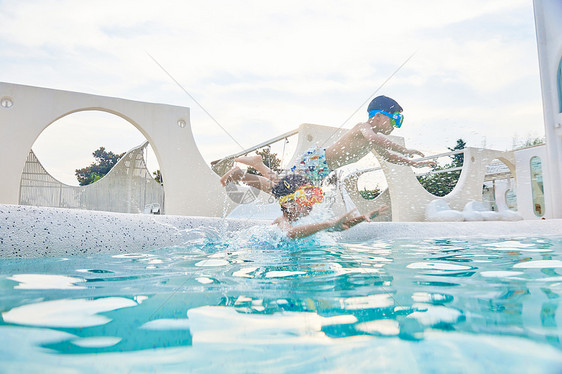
[1,231,562,373]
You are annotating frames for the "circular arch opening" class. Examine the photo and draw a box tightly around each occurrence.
[356,168,388,200]
[416,153,463,197]
[482,158,516,212]
[333,152,388,200]
[31,110,160,186]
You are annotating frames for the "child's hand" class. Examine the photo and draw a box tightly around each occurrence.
[414,160,437,168]
[407,149,425,158]
[330,209,358,232]
[365,205,389,221]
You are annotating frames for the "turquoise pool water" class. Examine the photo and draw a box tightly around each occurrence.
[1,229,562,373]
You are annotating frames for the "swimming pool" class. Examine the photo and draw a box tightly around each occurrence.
[1,225,562,373]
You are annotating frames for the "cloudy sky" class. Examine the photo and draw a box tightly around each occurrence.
[0,0,545,185]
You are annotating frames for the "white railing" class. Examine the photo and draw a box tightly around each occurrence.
[212,129,299,165]
[342,149,466,181]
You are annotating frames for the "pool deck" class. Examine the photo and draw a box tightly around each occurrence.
[1,204,560,258]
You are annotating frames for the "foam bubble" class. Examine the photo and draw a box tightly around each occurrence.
[343,294,394,310]
[196,277,214,284]
[195,259,229,267]
[513,260,562,269]
[2,297,137,328]
[72,337,121,348]
[407,262,472,271]
[480,271,524,278]
[483,241,551,252]
[140,319,191,330]
[408,304,463,326]
[233,267,258,278]
[112,253,155,259]
[8,274,86,290]
[265,271,306,278]
[412,292,450,302]
[356,319,399,335]
[536,276,562,282]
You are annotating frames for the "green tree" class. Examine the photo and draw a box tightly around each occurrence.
[514,136,545,149]
[448,139,466,168]
[75,147,125,186]
[246,148,282,176]
[417,139,466,197]
[153,170,163,185]
[359,187,382,200]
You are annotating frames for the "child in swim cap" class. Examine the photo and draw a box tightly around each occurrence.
[220,95,435,189]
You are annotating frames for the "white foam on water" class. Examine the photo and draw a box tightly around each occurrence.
[411,292,450,302]
[536,276,562,282]
[112,253,156,259]
[343,294,394,310]
[480,271,525,278]
[195,259,229,267]
[483,241,535,248]
[265,271,306,278]
[140,319,191,330]
[408,304,463,326]
[72,337,122,348]
[483,241,553,252]
[407,262,472,271]
[232,267,259,278]
[134,296,148,303]
[513,260,562,269]
[355,319,399,336]
[8,274,86,289]
[327,263,383,276]
[186,306,357,345]
[2,297,137,328]
[144,258,164,264]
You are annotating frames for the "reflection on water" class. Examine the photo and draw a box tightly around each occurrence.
[1,236,562,372]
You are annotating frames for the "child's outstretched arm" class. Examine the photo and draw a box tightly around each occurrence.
[330,206,389,231]
[360,126,424,157]
[282,210,358,240]
[376,148,437,168]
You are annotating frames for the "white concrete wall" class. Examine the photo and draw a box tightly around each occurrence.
[534,0,562,218]
[514,145,553,220]
[374,147,515,221]
[0,82,235,217]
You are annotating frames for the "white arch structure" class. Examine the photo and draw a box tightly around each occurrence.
[0,82,234,217]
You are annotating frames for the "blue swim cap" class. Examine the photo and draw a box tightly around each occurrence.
[367,96,403,117]
[272,174,312,199]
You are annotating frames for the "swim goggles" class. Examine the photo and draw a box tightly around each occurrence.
[368,110,404,128]
[278,185,324,207]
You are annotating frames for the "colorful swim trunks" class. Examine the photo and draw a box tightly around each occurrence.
[289,147,332,181]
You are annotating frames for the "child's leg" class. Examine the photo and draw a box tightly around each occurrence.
[220,166,245,186]
[234,155,280,184]
[239,173,276,194]
[220,166,275,194]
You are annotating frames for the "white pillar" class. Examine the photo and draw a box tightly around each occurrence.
[533,0,562,218]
